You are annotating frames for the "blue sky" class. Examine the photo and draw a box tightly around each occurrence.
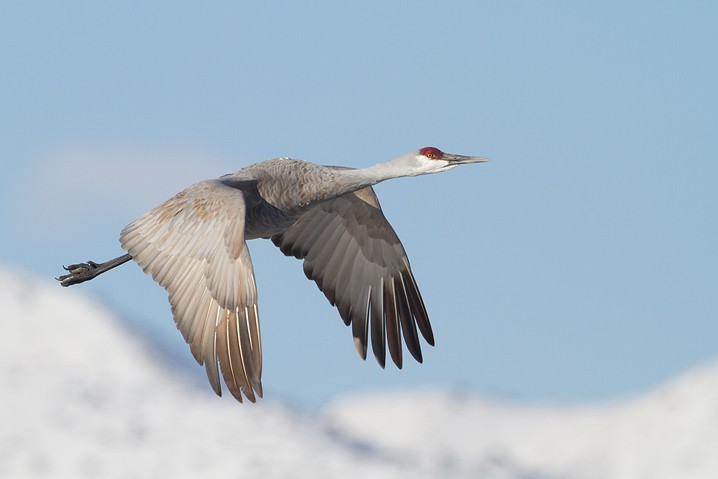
[1,1,716,406]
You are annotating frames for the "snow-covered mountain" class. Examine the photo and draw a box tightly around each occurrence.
[1,266,717,479]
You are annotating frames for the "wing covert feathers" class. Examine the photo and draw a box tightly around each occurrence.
[120,180,262,403]
[272,187,434,368]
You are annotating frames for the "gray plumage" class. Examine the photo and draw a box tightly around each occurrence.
[58,147,488,403]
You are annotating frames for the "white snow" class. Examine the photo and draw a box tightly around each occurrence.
[327,369,718,479]
[1,265,717,479]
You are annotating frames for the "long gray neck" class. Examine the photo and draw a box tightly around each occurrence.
[252,157,415,212]
[330,158,412,192]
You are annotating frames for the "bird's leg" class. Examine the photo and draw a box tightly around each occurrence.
[56,253,133,287]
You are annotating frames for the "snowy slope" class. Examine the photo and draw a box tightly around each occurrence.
[327,363,718,479]
[1,266,717,479]
[0,266,441,479]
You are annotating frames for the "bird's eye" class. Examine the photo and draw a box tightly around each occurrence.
[420,146,443,160]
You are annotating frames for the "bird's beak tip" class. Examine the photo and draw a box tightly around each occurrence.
[451,155,491,164]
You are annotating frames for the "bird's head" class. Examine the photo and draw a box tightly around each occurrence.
[400,146,490,176]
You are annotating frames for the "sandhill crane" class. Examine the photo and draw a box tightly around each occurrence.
[58,146,489,402]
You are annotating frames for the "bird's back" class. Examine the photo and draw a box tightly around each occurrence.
[222,158,357,240]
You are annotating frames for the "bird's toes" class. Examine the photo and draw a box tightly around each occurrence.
[56,273,74,286]
[56,261,98,287]
[64,261,97,272]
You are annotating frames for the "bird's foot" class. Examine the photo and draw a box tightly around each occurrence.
[56,261,100,287]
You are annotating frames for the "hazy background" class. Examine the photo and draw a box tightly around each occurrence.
[1,1,716,407]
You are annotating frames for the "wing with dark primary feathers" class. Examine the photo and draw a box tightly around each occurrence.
[272,186,434,368]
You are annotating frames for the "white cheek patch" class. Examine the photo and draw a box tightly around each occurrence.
[417,157,450,173]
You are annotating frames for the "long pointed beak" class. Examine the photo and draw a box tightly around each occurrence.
[444,153,490,164]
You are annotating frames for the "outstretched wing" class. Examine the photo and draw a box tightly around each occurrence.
[272,187,434,369]
[120,179,262,403]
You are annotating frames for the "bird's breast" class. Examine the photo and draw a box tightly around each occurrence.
[243,201,300,240]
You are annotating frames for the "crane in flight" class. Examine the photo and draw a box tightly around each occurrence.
[57,146,489,403]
